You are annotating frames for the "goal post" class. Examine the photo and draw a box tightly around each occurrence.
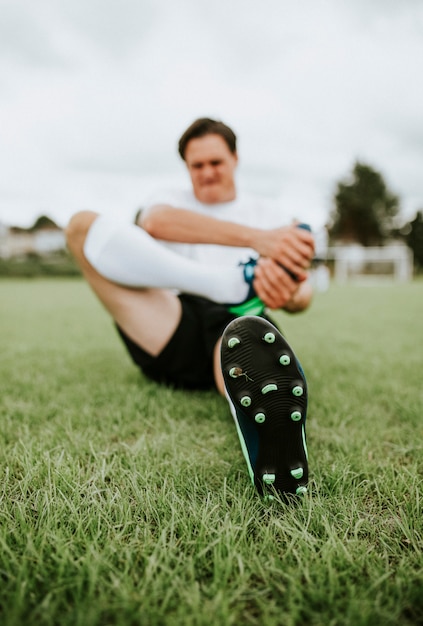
[327,244,413,283]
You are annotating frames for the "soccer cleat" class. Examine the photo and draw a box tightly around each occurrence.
[227,223,312,317]
[221,315,309,497]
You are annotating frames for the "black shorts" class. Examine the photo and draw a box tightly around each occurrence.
[116,294,274,390]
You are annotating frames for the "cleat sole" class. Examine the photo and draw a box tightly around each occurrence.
[221,316,309,497]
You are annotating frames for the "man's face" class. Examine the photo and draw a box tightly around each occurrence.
[184,134,238,204]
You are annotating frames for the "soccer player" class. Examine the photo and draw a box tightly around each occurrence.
[66,118,315,497]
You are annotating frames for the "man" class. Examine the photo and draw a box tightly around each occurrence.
[66,118,315,498]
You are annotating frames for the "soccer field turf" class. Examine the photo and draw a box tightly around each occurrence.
[1,278,422,626]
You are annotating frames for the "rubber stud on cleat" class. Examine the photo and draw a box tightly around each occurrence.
[292,385,304,397]
[228,337,240,348]
[290,410,302,422]
[240,396,251,407]
[255,412,266,423]
[262,384,278,395]
[263,473,276,484]
[296,486,307,495]
[263,332,276,344]
[229,367,239,378]
[279,354,291,366]
[291,468,304,479]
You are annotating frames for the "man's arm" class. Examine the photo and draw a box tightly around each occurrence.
[139,204,314,281]
[139,204,256,247]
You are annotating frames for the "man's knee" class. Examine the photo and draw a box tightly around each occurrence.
[65,210,98,256]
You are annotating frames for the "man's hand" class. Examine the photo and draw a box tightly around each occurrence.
[252,224,315,282]
[253,257,311,310]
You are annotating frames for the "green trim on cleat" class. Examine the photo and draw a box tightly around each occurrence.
[263,332,276,343]
[291,468,304,479]
[292,385,304,397]
[228,296,265,317]
[279,354,291,366]
[302,425,308,461]
[290,410,302,422]
[255,412,266,423]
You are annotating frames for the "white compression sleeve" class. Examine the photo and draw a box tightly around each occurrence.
[83,215,250,304]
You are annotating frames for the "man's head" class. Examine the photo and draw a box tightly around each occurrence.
[178,118,238,204]
[178,118,237,160]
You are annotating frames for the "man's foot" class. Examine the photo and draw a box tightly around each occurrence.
[227,223,312,317]
[221,315,308,498]
[228,258,265,316]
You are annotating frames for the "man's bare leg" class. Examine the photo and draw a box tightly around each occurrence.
[66,211,181,356]
[213,338,225,396]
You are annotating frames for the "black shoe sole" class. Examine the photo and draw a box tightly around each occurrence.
[221,316,308,497]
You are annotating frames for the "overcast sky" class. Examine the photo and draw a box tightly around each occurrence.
[1,0,422,230]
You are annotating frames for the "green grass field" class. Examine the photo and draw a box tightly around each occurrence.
[1,278,422,626]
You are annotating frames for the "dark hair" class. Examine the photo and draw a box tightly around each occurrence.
[178,118,237,160]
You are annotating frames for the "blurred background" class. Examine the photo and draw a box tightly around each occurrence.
[1,0,422,278]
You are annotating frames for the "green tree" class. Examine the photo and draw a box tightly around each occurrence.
[405,210,423,269]
[328,161,400,245]
[29,215,59,231]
